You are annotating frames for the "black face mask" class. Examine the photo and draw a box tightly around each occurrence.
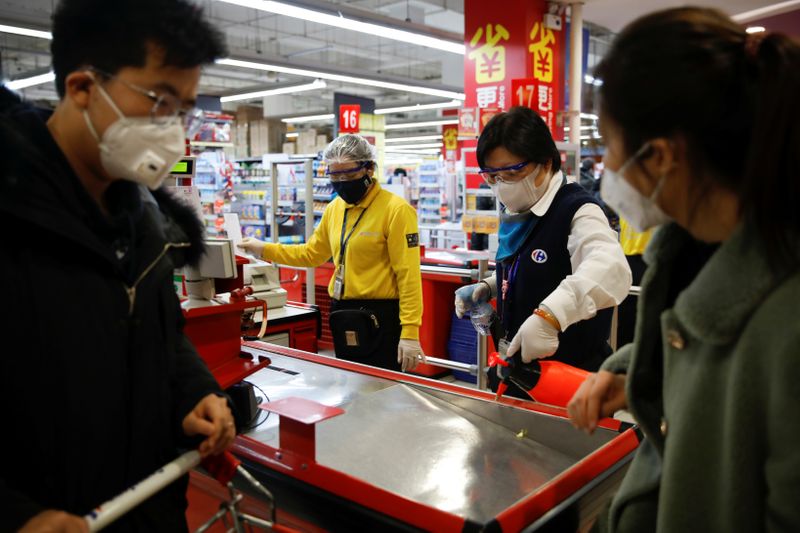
[332,175,373,204]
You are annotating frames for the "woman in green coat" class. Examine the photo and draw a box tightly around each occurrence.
[567,7,800,532]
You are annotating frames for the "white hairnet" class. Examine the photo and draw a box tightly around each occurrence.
[323,134,376,164]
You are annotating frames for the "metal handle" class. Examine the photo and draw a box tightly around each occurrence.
[423,356,478,376]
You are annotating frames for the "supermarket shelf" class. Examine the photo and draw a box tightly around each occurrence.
[465,210,499,216]
[191,141,234,148]
[466,189,495,197]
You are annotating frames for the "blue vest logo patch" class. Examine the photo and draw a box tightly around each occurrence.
[531,249,548,263]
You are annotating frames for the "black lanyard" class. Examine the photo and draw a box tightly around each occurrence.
[338,207,369,266]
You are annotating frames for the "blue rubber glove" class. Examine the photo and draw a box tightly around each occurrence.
[454,281,492,319]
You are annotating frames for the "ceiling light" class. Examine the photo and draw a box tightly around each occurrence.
[385,148,442,155]
[0,24,52,40]
[583,74,604,87]
[384,118,459,130]
[285,132,299,138]
[580,113,599,120]
[281,113,335,124]
[220,79,326,102]
[217,58,465,100]
[375,100,462,115]
[732,0,800,22]
[385,134,443,143]
[384,142,441,149]
[746,26,766,34]
[6,71,55,90]
[215,0,464,55]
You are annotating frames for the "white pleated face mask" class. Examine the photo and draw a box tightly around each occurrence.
[601,143,673,232]
[84,83,186,190]
[491,165,547,213]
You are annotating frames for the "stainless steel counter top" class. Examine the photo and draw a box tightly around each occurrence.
[241,346,618,524]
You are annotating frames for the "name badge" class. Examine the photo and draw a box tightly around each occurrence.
[332,265,344,300]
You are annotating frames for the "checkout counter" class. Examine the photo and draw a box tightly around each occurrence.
[186,341,641,532]
[172,236,640,532]
[277,247,493,378]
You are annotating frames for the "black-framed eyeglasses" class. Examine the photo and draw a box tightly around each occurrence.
[89,67,204,137]
[479,160,532,184]
[325,161,371,182]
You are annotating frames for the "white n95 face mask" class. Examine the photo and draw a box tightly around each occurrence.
[491,165,547,213]
[601,143,672,232]
[84,84,186,190]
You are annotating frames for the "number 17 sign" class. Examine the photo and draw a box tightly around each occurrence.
[339,104,361,133]
[512,77,557,135]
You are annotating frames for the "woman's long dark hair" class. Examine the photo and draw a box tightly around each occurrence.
[596,7,800,265]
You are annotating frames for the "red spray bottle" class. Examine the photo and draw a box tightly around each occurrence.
[489,351,589,408]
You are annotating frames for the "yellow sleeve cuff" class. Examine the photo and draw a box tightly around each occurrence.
[261,242,278,261]
[400,325,419,340]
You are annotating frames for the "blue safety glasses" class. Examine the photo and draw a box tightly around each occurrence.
[325,161,371,182]
[479,160,531,184]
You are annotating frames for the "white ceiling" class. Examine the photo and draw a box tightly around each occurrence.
[0,0,791,133]
[582,0,785,32]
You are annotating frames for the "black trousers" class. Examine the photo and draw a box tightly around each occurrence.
[617,254,648,347]
[329,298,402,371]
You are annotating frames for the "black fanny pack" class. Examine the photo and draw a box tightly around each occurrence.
[329,307,381,358]
[329,299,399,359]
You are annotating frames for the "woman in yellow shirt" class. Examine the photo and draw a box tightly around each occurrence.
[239,134,425,372]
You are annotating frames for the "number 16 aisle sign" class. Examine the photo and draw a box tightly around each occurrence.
[339,104,361,133]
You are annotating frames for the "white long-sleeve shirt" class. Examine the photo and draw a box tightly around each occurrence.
[502,171,632,331]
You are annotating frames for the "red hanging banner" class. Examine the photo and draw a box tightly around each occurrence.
[464,0,564,140]
[526,16,565,140]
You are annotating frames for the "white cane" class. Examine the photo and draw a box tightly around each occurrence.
[84,450,201,532]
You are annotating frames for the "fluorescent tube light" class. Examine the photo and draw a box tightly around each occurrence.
[215,0,464,54]
[385,148,441,154]
[6,71,55,90]
[385,134,443,143]
[281,114,335,124]
[733,0,800,22]
[746,26,766,33]
[384,118,459,130]
[0,24,52,40]
[220,79,326,102]
[285,132,299,138]
[375,100,462,114]
[384,142,441,149]
[216,58,465,100]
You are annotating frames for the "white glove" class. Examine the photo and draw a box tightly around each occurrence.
[397,339,427,372]
[454,281,492,319]
[237,237,266,258]
[507,313,560,363]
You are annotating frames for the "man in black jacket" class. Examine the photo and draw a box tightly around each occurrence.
[0,1,235,531]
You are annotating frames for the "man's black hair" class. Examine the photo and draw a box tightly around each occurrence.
[476,106,561,173]
[51,0,227,98]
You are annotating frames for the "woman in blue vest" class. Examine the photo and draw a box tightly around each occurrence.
[455,106,631,397]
